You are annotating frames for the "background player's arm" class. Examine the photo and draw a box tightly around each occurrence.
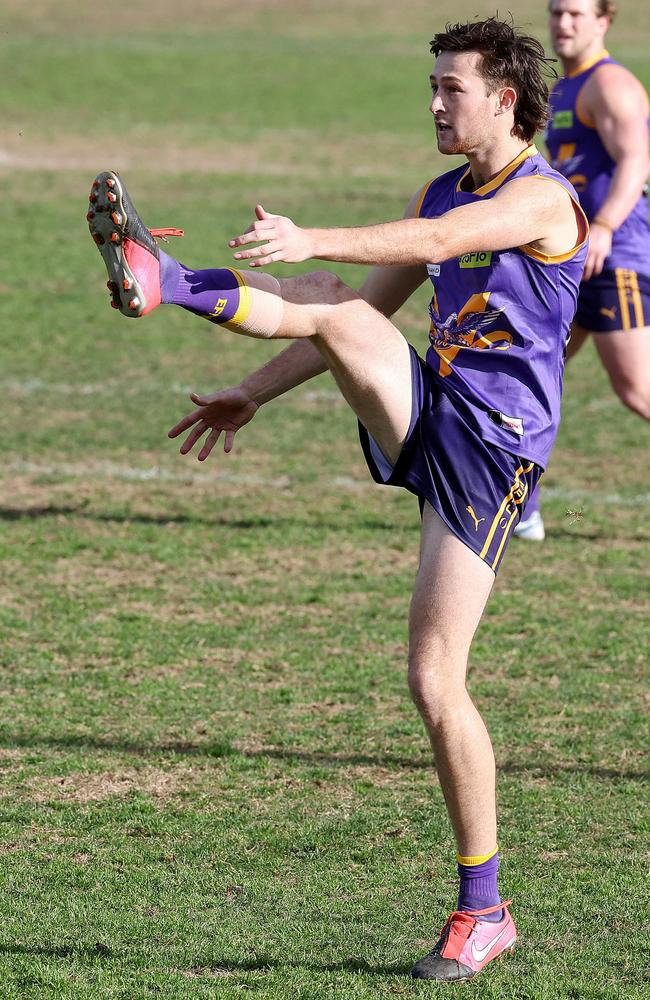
[231,176,582,267]
[579,65,650,280]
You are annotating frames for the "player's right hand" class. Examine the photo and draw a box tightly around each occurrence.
[167,385,259,461]
[229,204,314,267]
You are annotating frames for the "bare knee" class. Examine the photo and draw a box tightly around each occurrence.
[283,270,357,308]
[612,378,650,420]
[408,639,467,728]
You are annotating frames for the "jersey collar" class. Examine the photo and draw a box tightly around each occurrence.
[566,49,609,78]
[456,144,537,197]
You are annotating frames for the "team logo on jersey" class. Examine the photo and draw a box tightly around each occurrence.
[428,291,513,377]
[552,150,588,192]
[555,152,583,176]
[488,409,524,436]
[459,251,492,269]
[553,110,574,129]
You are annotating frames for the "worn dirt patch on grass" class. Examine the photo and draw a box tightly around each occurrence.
[24,765,197,803]
[0,129,437,181]
[1,0,462,39]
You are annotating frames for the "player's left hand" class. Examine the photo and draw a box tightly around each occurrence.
[229,205,315,266]
[582,222,612,282]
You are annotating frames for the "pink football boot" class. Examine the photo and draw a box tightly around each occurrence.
[87,171,183,317]
[411,901,516,981]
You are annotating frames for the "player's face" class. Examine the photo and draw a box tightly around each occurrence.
[548,0,609,62]
[430,52,510,156]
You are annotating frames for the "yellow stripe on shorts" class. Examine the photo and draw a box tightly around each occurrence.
[615,268,631,330]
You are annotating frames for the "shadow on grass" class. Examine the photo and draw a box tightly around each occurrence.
[0,504,275,530]
[0,732,430,770]
[0,942,113,959]
[0,733,646,780]
[0,944,412,977]
[185,956,414,977]
[3,504,647,542]
[0,504,398,533]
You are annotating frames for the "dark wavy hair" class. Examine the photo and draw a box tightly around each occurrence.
[430,18,557,142]
[595,0,617,19]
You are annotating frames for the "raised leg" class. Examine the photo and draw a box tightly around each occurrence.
[87,171,415,463]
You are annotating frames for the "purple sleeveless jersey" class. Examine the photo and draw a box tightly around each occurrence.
[417,145,588,469]
[546,51,650,273]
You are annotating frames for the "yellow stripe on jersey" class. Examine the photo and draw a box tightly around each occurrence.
[415,179,435,218]
[567,49,609,79]
[456,144,536,196]
[518,178,589,265]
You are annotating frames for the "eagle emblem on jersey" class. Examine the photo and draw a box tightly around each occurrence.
[428,291,513,377]
[551,146,588,193]
[554,152,584,177]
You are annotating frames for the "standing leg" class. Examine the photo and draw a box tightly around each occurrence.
[409,504,518,980]
[408,503,497,856]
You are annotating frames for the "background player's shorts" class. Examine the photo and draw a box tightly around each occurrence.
[574,268,650,333]
[358,347,542,574]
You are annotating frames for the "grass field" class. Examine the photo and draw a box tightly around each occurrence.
[1,1,649,997]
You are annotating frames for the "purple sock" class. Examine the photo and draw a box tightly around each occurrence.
[457,851,503,921]
[159,250,244,323]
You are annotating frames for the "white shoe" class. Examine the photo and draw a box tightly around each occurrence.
[513,509,545,541]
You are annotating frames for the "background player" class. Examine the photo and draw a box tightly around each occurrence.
[516,0,650,540]
[88,19,587,982]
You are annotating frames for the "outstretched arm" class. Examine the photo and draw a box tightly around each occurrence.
[170,192,427,460]
[229,173,583,268]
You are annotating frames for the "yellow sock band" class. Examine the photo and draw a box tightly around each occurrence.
[222,268,283,338]
[456,845,499,866]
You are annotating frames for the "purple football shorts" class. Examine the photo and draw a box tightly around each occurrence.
[359,346,542,574]
[574,267,650,333]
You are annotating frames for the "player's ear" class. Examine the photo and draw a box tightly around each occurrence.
[495,85,517,116]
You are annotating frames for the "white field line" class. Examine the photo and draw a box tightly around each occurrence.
[3,459,650,506]
[4,459,369,491]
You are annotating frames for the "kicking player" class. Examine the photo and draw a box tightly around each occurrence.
[515,0,650,541]
[87,19,587,981]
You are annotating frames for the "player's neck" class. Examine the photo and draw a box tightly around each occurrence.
[560,41,608,78]
[465,139,531,192]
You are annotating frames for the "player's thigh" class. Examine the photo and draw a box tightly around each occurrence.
[304,283,414,465]
[409,503,495,687]
[591,324,650,390]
